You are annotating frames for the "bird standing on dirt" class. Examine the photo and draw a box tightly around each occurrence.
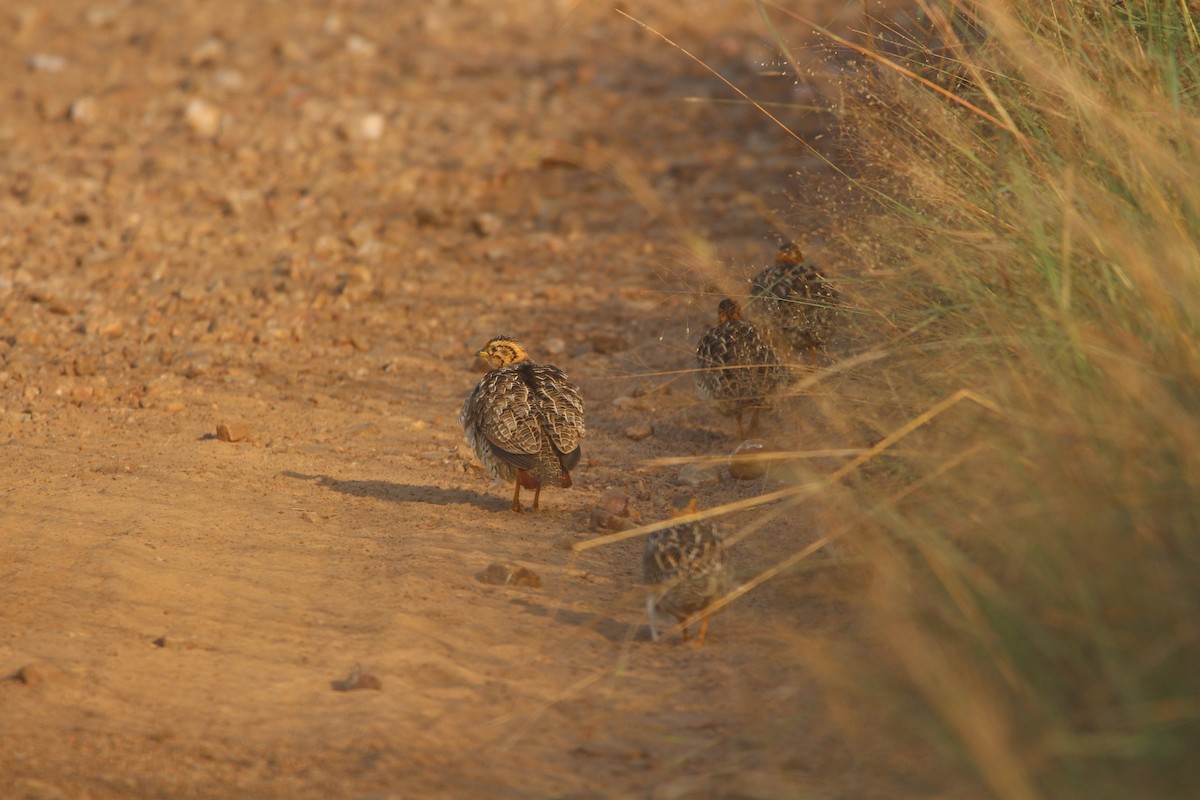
[694,298,788,440]
[643,495,733,646]
[748,241,842,365]
[460,336,585,512]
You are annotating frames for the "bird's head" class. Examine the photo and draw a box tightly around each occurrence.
[474,336,529,370]
[776,241,805,264]
[717,298,741,324]
[669,494,700,519]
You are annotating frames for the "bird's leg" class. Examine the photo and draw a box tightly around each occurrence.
[748,408,762,438]
[694,615,712,648]
[511,480,523,513]
[680,624,691,643]
[531,486,542,512]
[735,413,745,441]
[646,596,661,642]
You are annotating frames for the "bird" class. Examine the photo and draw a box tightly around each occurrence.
[694,297,789,440]
[460,336,585,512]
[748,241,842,365]
[643,495,733,646]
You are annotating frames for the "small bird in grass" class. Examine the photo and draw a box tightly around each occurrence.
[694,298,789,440]
[748,241,842,365]
[643,495,733,646]
[460,336,585,512]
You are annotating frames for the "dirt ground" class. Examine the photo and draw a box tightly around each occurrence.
[2,2,872,797]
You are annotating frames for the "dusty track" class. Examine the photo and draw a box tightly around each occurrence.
[1,2,863,797]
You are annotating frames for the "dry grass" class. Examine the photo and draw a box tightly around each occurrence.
[600,1,1200,797]
[754,1,1200,798]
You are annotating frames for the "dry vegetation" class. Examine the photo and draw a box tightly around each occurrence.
[747,1,1200,798]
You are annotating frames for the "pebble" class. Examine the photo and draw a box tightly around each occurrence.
[345,34,378,57]
[26,54,66,72]
[216,422,251,442]
[677,462,722,488]
[73,355,99,377]
[480,562,542,588]
[589,488,641,531]
[590,333,627,354]
[8,662,59,686]
[357,112,385,141]
[185,98,222,138]
[338,113,386,141]
[300,511,319,523]
[611,395,650,411]
[331,664,382,691]
[471,212,502,238]
[189,37,226,66]
[728,439,769,480]
[68,95,98,124]
[623,423,653,441]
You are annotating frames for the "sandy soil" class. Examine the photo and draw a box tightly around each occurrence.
[2,2,867,797]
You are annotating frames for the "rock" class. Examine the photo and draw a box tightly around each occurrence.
[345,34,378,58]
[677,462,722,488]
[543,337,566,355]
[68,95,98,124]
[8,662,60,686]
[216,422,251,442]
[189,37,226,66]
[589,488,642,531]
[611,395,650,411]
[338,112,386,142]
[73,355,98,376]
[300,511,319,523]
[357,112,385,141]
[26,54,66,72]
[331,664,382,691]
[551,534,578,550]
[212,69,245,90]
[728,438,769,481]
[471,212,502,238]
[512,567,542,588]
[590,333,627,354]
[185,98,222,138]
[623,423,653,442]
[480,561,541,588]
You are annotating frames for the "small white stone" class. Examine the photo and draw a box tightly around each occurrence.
[358,112,385,140]
[345,34,377,57]
[26,53,66,72]
[185,98,222,138]
[68,95,98,125]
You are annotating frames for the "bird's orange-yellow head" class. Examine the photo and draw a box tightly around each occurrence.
[717,298,741,324]
[776,241,805,265]
[475,336,529,370]
[669,494,700,518]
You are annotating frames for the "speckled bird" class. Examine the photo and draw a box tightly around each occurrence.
[460,336,585,512]
[643,495,733,646]
[694,298,788,440]
[748,241,842,365]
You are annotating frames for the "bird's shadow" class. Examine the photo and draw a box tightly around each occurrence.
[509,596,651,643]
[282,471,508,511]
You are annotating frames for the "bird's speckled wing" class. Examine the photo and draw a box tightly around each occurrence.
[527,363,585,467]
[463,367,544,468]
[748,261,841,350]
[643,521,730,585]
[695,319,786,406]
